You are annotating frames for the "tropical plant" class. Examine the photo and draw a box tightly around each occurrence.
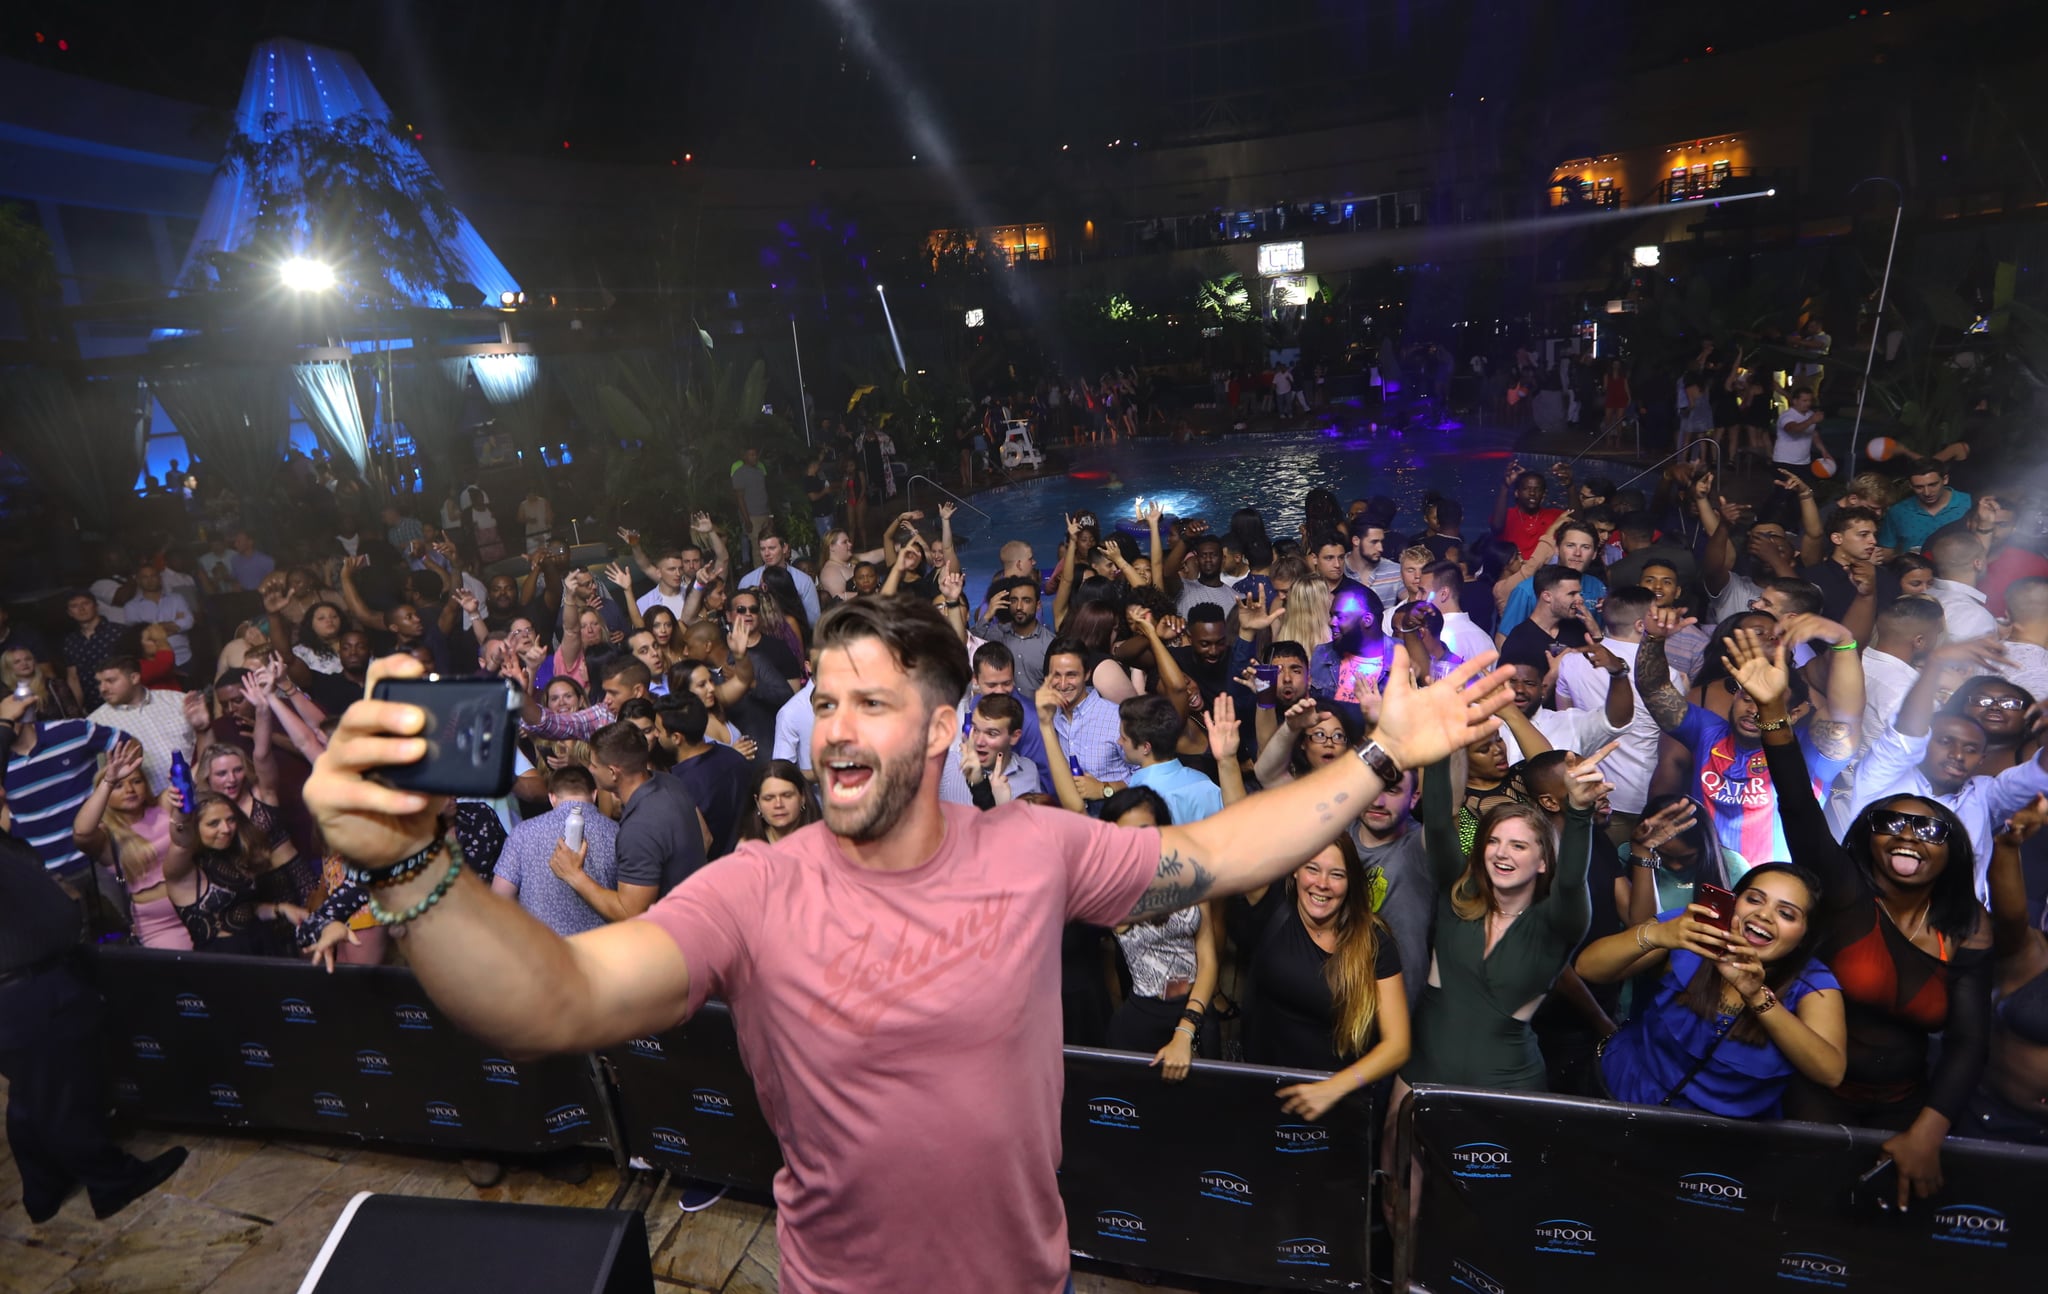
[0,203,59,353]
[206,112,461,306]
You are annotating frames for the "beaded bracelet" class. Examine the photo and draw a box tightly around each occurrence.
[344,838,442,890]
[369,851,464,928]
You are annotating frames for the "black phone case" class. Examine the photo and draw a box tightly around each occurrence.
[369,679,521,797]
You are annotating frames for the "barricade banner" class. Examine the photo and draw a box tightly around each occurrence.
[1401,1085,2048,1294]
[92,947,606,1155]
[607,1017,1372,1290]
[599,1004,783,1191]
[1059,1047,1373,1291]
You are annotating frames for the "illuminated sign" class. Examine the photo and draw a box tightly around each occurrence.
[1257,241,1305,276]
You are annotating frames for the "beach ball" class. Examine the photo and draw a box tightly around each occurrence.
[1866,437,1905,461]
[1811,455,1839,479]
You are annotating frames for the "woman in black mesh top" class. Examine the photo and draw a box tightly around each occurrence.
[1737,629,1991,1210]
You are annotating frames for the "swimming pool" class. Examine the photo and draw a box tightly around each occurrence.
[927,425,1578,593]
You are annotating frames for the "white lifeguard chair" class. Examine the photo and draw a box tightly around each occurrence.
[998,418,1045,470]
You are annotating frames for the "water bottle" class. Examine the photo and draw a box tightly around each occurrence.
[169,750,195,815]
[1068,755,1084,780]
[563,803,585,852]
[11,681,31,702]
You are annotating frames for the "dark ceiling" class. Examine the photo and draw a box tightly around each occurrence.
[3,0,1950,166]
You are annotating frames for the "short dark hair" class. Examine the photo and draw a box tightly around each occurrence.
[1582,476,1617,500]
[1827,505,1881,535]
[1531,565,1583,598]
[971,640,1015,676]
[1907,463,1947,480]
[1310,530,1347,555]
[756,525,786,547]
[1102,785,1173,827]
[1790,385,1814,400]
[548,764,597,797]
[1877,595,1945,637]
[661,692,711,744]
[1266,640,1310,667]
[616,696,658,724]
[590,720,651,773]
[1432,498,1463,528]
[1421,560,1462,593]
[812,594,969,712]
[1193,534,1223,552]
[1043,634,1090,672]
[971,692,1025,734]
[1243,537,1274,568]
[1117,694,1183,758]
[1187,602,1227,626]
[1613,511,1657,546]
[99,655,141,677]
[601,658,654,693]
[1601,585,1655,624]
[1761,577,1825,617]
[990,574,1038,601]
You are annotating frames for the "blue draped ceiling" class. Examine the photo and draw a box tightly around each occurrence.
[171,37,520,309]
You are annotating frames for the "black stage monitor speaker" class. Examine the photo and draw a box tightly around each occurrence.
[299,1193,654,1294]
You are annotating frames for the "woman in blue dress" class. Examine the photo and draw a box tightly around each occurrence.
[1575,862,1848,1118]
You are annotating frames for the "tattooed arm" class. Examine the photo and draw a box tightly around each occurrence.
[1634,611,1694,735]
[1125,652,1518,918]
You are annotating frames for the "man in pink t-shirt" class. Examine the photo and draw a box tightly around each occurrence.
[303,597,1519,1294]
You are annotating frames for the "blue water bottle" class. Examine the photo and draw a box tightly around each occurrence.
[169,750,195,815]
[1068,755,1084,780]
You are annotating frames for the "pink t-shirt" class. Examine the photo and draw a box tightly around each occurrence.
[640,800,1158,1294]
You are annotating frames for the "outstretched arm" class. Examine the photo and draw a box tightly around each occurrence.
[1127,654,1517,917]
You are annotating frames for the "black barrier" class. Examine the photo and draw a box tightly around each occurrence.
[93,947,609,1156]
[604,1017,1373,1291]
[1398,1085,2048,1294]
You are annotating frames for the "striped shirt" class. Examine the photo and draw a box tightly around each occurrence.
[89,690,200,795]
[5,721,121,871]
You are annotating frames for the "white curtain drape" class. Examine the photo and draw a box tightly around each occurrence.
[470,353,545,452]
[292,358,370,475]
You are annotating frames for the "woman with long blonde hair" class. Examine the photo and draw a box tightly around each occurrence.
[72,740,193,949]
[1,645,79,718]
[1234,834,1410,1120]
[1271,566,1333,652]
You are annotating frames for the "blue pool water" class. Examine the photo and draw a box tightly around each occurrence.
[928,426,1574,592]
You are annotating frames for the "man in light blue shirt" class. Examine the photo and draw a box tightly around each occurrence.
[1117,694,1223,825]
[489,765,620,937]
[1877,465,1971,555]
[738,530,821,622]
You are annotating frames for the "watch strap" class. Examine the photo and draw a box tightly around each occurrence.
[1354,739,1402,785]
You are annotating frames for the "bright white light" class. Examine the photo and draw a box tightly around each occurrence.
[874,284,886,292]
[1632,245,1661,267]
[500,290,518,306]
[1767,188,1777,196]
[963,308,985,328]
[1257,241,1306,276]
[280,258,335,292]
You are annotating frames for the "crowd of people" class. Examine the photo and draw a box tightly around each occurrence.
[5,407,2048,1257]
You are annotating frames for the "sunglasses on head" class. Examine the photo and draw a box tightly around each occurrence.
[1867,810,1952,844]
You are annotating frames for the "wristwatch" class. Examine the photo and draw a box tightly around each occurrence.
[1353,739,1402,785]
[1631,849,1662,870]
[1750,986,1779,1016]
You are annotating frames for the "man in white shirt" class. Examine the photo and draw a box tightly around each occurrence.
[1927,530,1998,643]
[1553,587,1664,840]
[1774,387,1823,472]
[1850,639,2048,902]
[634,549,695,620]
[1498,636,1631,769]
[118,565,196,667]
[1996,576,2048,701]
[1421,562,1494,663]
[87,657,207,795]
[738,531,821,623]
[1859,596,1943,747]
[772,679,816,780]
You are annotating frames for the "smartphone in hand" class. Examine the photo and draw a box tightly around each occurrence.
[1694,882,1739,932]
[369,678,521,797]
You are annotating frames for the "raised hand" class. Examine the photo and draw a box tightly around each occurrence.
[957,735,983,784]
[726,619,750,658]
[1644,607,1696,641]
[2000,793,2048,844]
[103,739,145,786]
[1065,512,1081,538]
[1774,469,1814,500]
[938,501,957,522]
[1207,692,1240,763]
[691,512,714,535]
[604,562,633,591]
[1776,613,1852,649]
[302,658,451,867]
[616,527,641,547]
[1692,470,1716,501]
[1721,627,1789,707]
[1845,559,1876,598]
[1371,652,1518,774]
[1033,682,1062,725]
[1631,797,1700,856]
[939,569,965,601]
[1281,696,1319,734]
[1562,740,1621,810]
[453,587,481,618]
[1238,587,1281,631]
[1504,460,1524,486]
[181,689,212,731]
